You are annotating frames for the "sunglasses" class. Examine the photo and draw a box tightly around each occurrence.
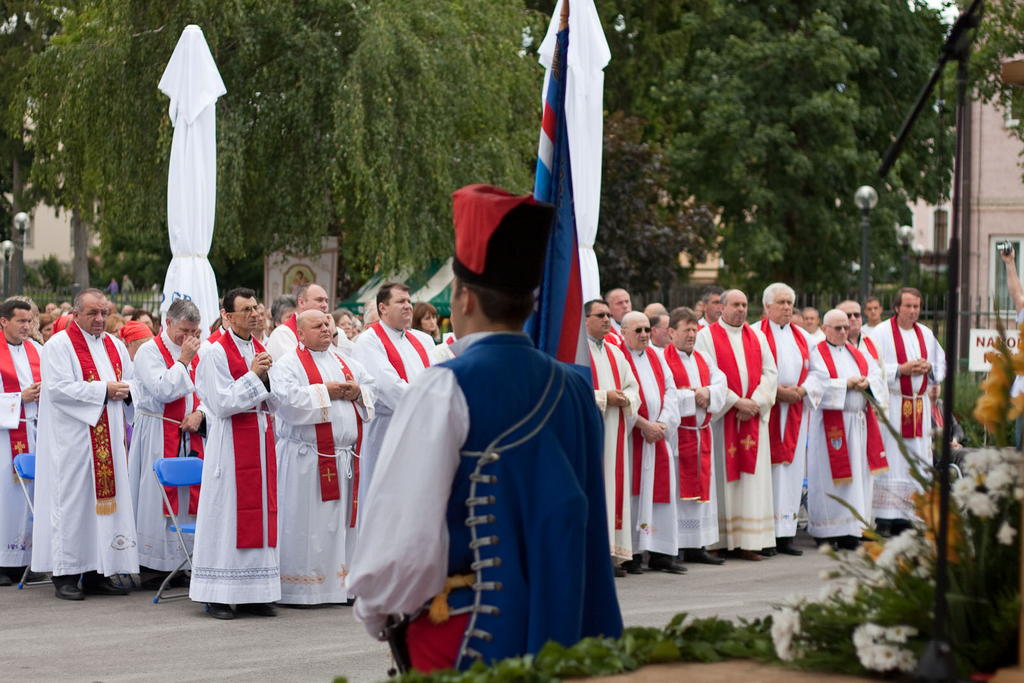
[829,325,851,331]
[588,312,611,318]
[847,312,861,318]
[632,327,652,333]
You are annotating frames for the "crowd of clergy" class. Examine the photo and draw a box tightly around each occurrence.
[0,272,943,616]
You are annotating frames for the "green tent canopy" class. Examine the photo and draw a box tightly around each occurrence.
[337,258,453,317]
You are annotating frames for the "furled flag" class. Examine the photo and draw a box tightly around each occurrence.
[525,7,589,370]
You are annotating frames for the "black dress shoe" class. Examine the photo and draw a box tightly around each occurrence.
[82,575,129,596]
[648,553,687,574]
[54,582,84,601]
[621,555,644,574]
[207,603,236,620]
[238,602,277,617]
[776,538,803,556]
[682,548,725,565]
[613,565,627,578]
[0,573,12,586]
[759,547,778,557]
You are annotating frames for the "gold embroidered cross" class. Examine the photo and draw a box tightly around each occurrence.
[740,435,756,451]
[322,469,336,483]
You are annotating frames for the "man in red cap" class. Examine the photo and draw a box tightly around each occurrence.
[349,184,622,673]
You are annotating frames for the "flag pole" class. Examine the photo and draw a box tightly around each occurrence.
[560,0,569,29]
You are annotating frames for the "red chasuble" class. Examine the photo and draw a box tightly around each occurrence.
[709,322,763,482]
[369,322,429,382]
[663,347,713,502]
[218,333,277,549]
[622,347,671,504]
[816,341,889,483]
[890,317,928,438]
[0,339,40,480]
[65,323,123,515]
[759,319,809,466]
[153,335,204,516]
[295,347,364,527]
[589,344,628,528]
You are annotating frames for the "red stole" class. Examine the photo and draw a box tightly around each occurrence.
[0,340,40,480]
[816,341,889,483]
[218,332,277,548]
[622,346,671,504]
[759,319,809,466]
[589,343,628,528]
[890,317,928,438]
[604,328,624,350]
[283,313,298,336]
[66,323,123,515]
[861,336,879,361]
[153,335,204,516]
[370,322,429,382]
[295,347,364,527]
[663,347,713,502]
[709,322,763,482]
[206,329,223,345]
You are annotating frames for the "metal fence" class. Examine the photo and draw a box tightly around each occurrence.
[22,287,165,314]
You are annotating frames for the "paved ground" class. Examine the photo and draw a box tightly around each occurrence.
[2,535,832,682]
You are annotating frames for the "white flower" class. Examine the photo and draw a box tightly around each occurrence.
[998,521,1017,546]
[885,625,917,644]
[818,543,834,556]
[986,467,1014,492]
[771,607,802,662]
[952,476,977,504]
[966,491,997,518]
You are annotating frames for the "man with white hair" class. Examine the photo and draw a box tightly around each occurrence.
[663,307,727,565]
[271,310,375,605]
[585,299,640,572]
[868,287,945,537]
[695,289,778,560]
[128,299,206,584]
[806,310,889,549]
[758,283,811,557]
[837,299,889,410]
[620,311,683,574]
[266,283,331,360]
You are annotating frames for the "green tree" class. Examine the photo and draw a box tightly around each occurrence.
[975,3,1024,150]
[596,113,717,294]
[18,0,542,291]
[665,0,952,294]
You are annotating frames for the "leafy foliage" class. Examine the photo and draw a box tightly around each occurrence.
[333,614,775,683]
[18,0,542,290]
[662,0,951,293]
[596,113,717,293]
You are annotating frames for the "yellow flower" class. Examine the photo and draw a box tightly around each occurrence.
[913,487,961,564]
[863,541,884,562]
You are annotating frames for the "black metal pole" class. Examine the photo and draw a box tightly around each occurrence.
[860,208,871,303]
[915,13,978,683]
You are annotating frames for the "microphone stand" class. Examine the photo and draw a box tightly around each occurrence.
[877,1,983,680]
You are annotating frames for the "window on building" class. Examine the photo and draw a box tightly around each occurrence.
[933,208,948,252]
[1005,97,1021,129]
[992,237,1024,311]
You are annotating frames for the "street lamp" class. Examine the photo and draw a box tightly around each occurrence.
[897,224,914,282]
[855,185,878,303]
[11,211,29,294]
[2,239,15,298]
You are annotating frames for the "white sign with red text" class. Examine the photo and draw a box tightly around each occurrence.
[969,328,1021,372]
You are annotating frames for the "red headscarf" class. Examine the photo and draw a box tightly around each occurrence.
[119,320,153,343]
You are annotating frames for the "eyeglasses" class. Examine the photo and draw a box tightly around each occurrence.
[632,327,652,333]
[829,325,851,331]
[587,312,611,318]
[846,312,861,318]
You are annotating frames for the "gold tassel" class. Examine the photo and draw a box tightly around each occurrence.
[428,574,476,624]
[95,498,117,515]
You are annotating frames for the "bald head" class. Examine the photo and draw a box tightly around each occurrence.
[605,288,632,323]
[297,310,332,351]
[720,289,748,326]
[837,299,862,338]
[621,311,651,352]
[298,284,329,314]
[822,309,847,327]
[822,308,850,347]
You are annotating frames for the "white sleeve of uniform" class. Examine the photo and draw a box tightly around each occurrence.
[134,341,194,404]
[655,354,680,431]
[751,330,779,416]
[351,331,408,418]
[613,345,641,419]
[265,325,298,361]
[194,346,271,418]
[41,335,106,426]
[706,364,728,416]
[348,366,468,638]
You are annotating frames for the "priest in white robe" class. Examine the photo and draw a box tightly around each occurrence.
[695,289,778,560]
[271,311,375,605]
[620,312,683,574]
[351,282,434,506]
[32,289,138,600]
[127,299,205,578]
[265,283,330,360]
[806,310,889,549]
[0,300,42,583]
[190,287,280,619]
[663,307,726,565]
[585,299,640,569]
[868,287,945,536]
[759,283,812,556]
[838,299,889,410]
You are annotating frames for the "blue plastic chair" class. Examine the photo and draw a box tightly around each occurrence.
[151,456,203,604]
[12,453,47,589]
